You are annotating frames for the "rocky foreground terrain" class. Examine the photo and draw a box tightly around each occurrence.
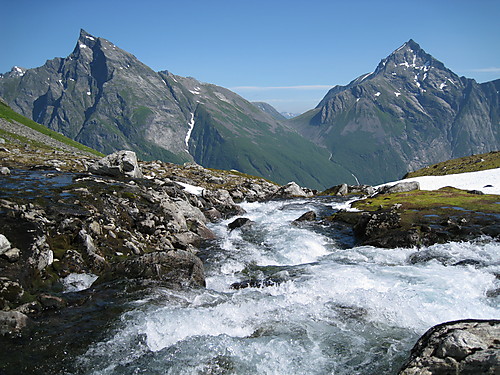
[0,134,315,332]
[0,125,498,373]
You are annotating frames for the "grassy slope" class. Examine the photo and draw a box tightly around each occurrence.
[405,151,500,178]
[0,100,103,156]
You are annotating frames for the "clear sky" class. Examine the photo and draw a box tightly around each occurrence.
[1,0,499,114]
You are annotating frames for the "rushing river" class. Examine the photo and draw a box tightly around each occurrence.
[68,197,500,375]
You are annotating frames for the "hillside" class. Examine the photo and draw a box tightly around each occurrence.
[0,98,101,157]
[405,150,500,178]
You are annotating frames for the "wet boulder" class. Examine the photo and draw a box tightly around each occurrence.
[228,217,254,231]
[109,250,205,288]
[293,210,317,223]
[89,150,143,179]
[399,319,500,375]
[230,277,283,290]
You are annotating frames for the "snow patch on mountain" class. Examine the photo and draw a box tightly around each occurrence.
[185,112,195,152]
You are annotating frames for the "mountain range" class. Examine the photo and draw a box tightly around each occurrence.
[1,31,498,187]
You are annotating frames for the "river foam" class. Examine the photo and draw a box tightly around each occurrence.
[77,197,500,375]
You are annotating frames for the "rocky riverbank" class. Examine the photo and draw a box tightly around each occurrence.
[1,142,499,374]
[323,181,500,249]
[0,144,317,336]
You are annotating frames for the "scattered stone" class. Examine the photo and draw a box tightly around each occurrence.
[0,311,29,336]
[124,240,141,255]
[399,319,500,375]
[0,166,10,175]
[204,208,222,222]
[89,220,102,235]
[467,189,484,195]
[79,230,108,272]
[230,277,283,290]
[1,247,20,262]
[0,234,11,255]
[38,294,67,310]
[89,150,143,179]
[0,279,24,309]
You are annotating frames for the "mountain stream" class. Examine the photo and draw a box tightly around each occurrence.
[65,197,500,375]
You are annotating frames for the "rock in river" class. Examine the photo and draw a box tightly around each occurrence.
[399,319,500,374]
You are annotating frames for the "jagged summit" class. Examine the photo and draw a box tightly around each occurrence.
[291,39,500,185]
[73,29,99,52]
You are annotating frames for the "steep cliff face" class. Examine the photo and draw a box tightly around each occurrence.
[291,40,500,185]
[0,30,353,189]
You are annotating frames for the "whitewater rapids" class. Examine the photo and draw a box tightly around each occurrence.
[75,197,500,375]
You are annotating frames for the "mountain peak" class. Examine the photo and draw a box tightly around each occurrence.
[404,39,420,50]
[76,29,98,50]
[373,39,445,77]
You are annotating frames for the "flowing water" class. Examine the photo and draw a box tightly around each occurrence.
[67,197,500,375]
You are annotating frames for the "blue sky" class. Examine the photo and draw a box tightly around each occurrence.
[1,0,499,113]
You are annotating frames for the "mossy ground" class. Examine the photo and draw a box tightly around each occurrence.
[354,187,500,214]
[352,187,500,229]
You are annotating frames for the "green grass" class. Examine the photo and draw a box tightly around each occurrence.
[0,101,103,156]
[405,151,500,178]
[353,187,500,216]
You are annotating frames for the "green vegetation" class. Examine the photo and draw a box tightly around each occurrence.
[352,187,500,229]
[405,151,500,178]
[0,101,103,156]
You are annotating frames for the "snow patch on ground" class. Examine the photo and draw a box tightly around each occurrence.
[62,273,98,292]
[175,181,205,196]
[214,92,230,103]
[378,168,500,195]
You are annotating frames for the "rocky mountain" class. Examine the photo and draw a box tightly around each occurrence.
[281,111,301,119]
[0,30,353,190]
[290,39,500,185]
[252,102,286,120]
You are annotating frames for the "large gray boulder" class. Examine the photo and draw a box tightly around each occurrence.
[399,319,500,374]
[272,182,314,199]
[89,150,143,179]
[377,181,420,195]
